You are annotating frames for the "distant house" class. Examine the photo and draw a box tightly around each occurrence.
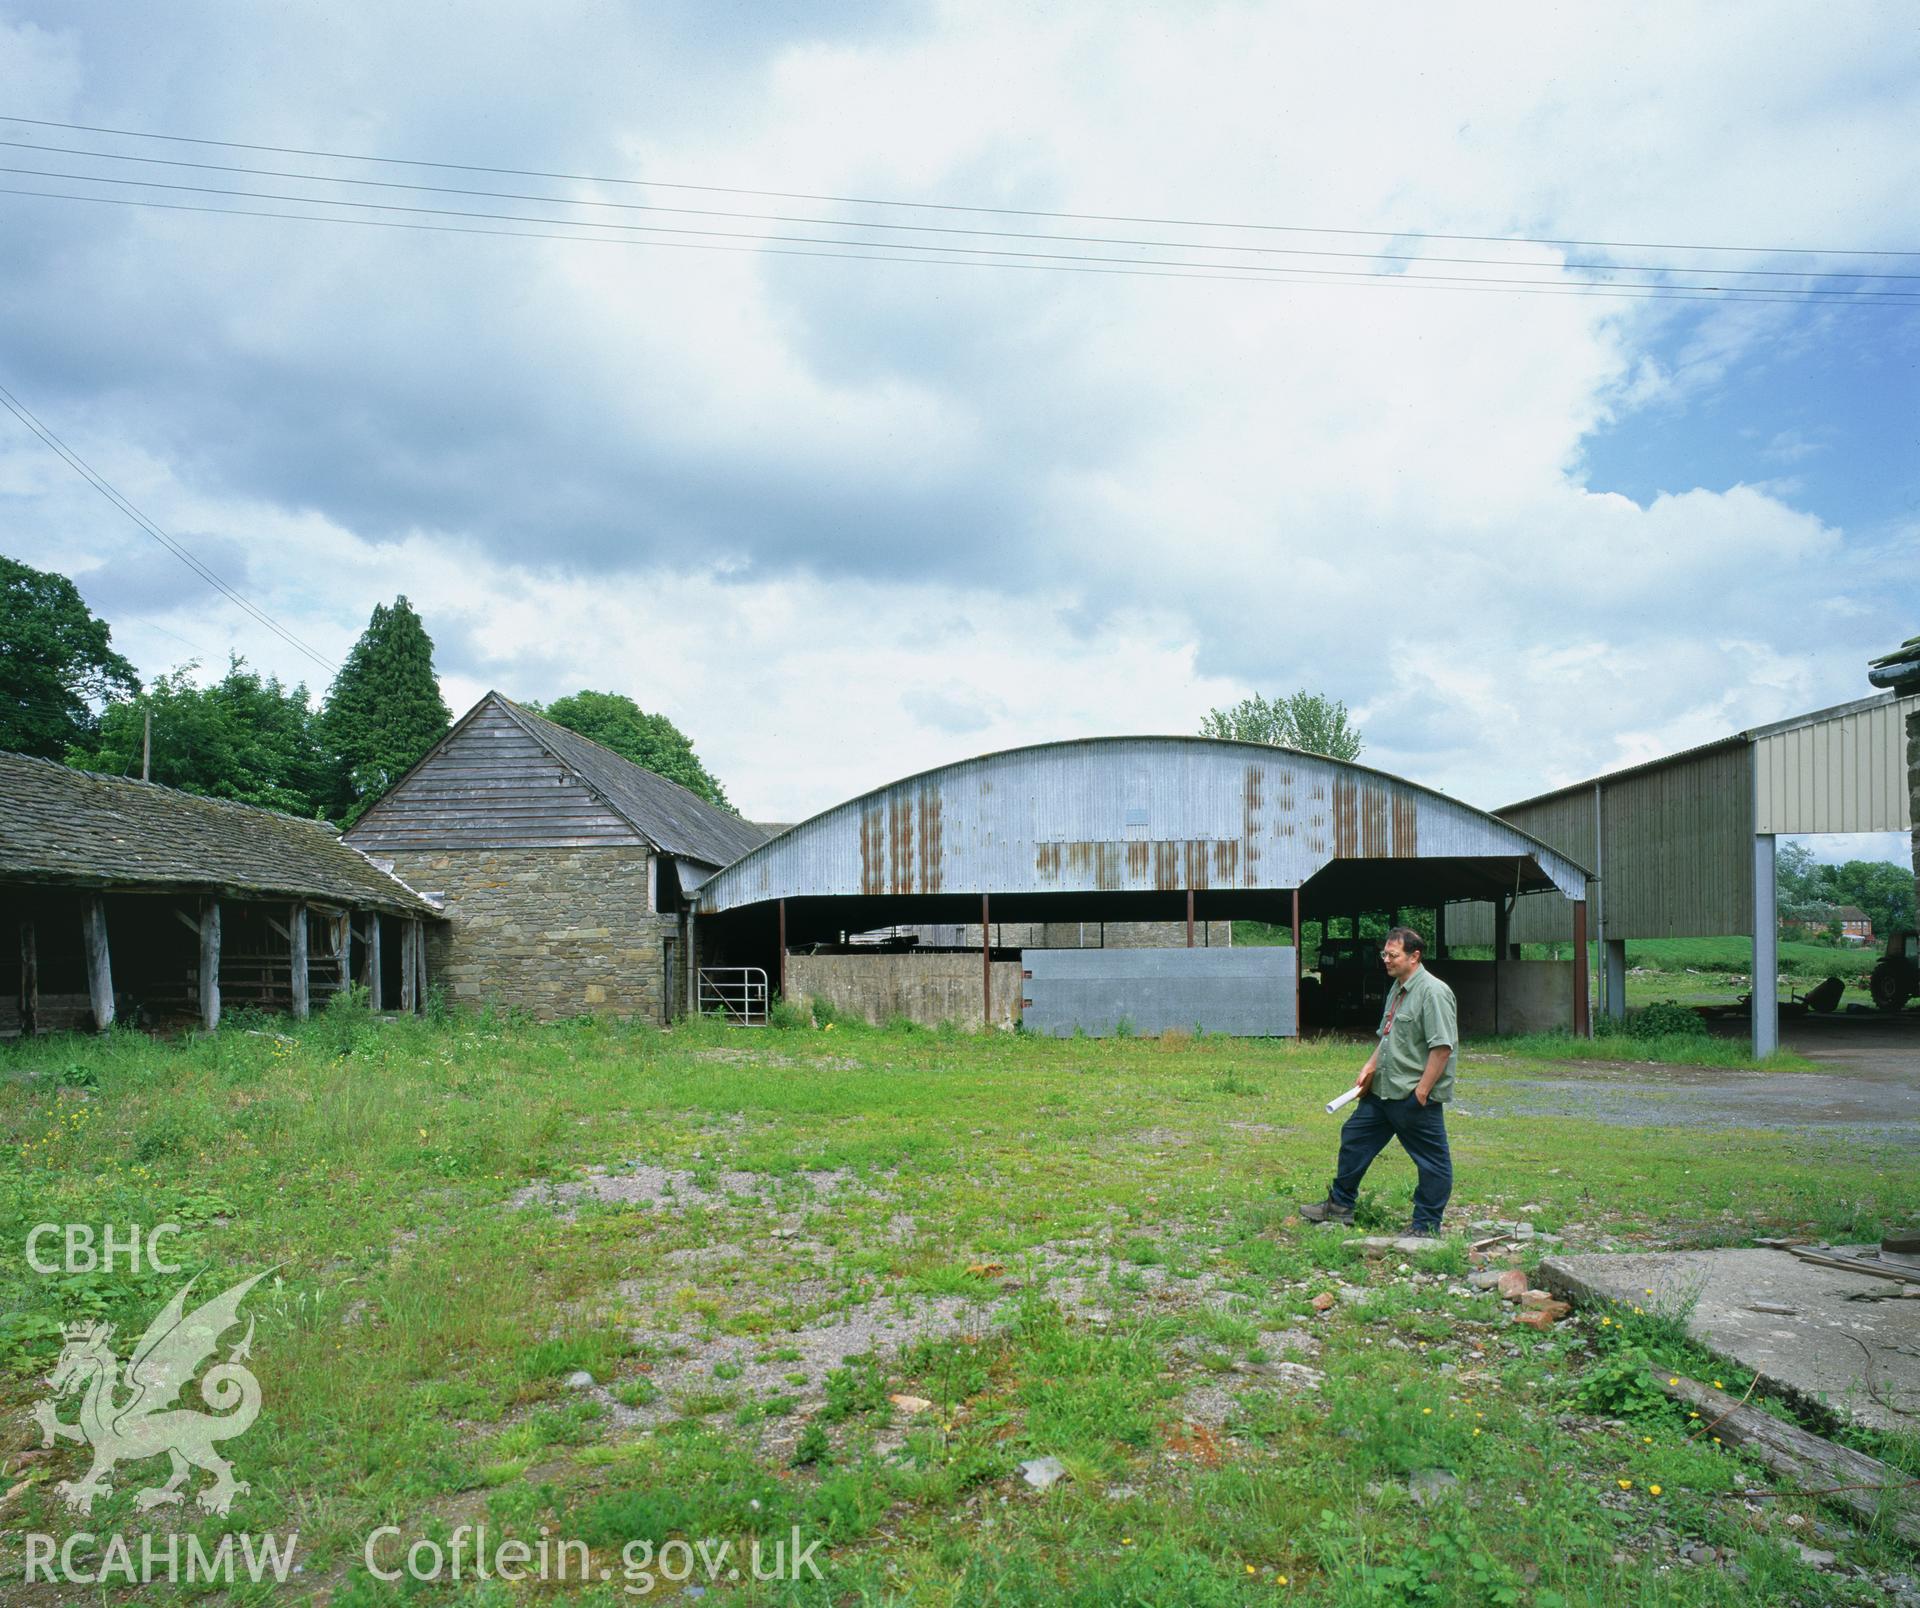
[0,753,441,1035]
[344,693,766,1022]
[1784,903,1875,944]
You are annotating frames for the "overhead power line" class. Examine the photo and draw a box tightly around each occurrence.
[0,379,337,674]
[4,136,1917,285]
[13,160,1920,299]
[5,111,1915,261]
[8,183,1907,307]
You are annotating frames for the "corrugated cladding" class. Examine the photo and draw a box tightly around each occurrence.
[1451,740,1754,943]
[1754,693,1918,834]
[696,738,1589,914]
[1422,691,1916,949]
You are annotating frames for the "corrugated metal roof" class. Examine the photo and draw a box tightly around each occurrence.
[0,752,439,914]
[1497,690,1914,815]
[696,736,1590,915]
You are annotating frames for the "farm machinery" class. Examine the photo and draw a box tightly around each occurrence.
[1870,927,1918,1013]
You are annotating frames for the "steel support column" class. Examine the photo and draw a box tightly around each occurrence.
[777,898,787,1000]
[1185,889,1195,948]
[1571,897,1590,1038]
[1753,833,1778,1058]
[1604,939,1627,1021]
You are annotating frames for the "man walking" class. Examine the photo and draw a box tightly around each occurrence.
[1301,926,1457,1236]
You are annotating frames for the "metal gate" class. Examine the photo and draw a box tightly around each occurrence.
[1021,946,1297,1038]
[698,966,769,1026]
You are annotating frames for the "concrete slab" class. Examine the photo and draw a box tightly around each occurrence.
[1540,1247,1920,1434]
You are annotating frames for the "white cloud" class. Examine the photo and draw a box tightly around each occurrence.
[3,0,1917,844]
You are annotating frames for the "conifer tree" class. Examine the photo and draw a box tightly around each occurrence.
[321,596,451,821]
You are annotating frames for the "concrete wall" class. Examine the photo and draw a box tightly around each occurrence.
[786,951,1023,1030]
[870,920,1230,948]
[1429,958,1574,1037]
[383,846,674,1022]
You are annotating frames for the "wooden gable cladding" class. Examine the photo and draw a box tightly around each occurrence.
[346,699,648,851]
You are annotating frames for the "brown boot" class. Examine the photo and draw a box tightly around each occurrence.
[1299,1200,1355,1226]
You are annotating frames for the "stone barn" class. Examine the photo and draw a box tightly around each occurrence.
[344,693,766,1022]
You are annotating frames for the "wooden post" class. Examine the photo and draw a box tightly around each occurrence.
[686,909,698,1017]
[777,898,787,1000]
[399,921,418,1014]
[414,918,428,1012]
[981,893,991,1029]
[1185,889,1195,948]
[330,913,349,1004]
[198,897,221,1029]
[19,917,38,1038]
[1571,898,1590,1038]
[1493,896,1510,1036]
[367,916,384,1011]
[289,901,310,1020]
[1291,886,1301,1037]
[81,894,113,1031]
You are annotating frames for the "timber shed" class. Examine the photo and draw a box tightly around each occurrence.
[344,693,766,1022]
[1449,689,1920,1054]
[0,752,441,1035]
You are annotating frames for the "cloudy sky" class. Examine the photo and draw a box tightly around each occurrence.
[2,2,1915,856]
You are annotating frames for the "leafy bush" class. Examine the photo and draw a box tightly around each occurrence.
[1562,1342,1671,1418]
[1624,1001,1709,1040]
[767,996,809,1031]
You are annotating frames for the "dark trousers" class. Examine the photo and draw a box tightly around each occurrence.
[1328,1093,1452,1231]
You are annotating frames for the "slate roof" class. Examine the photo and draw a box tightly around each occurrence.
[490,696,769,868]
[0,752,440,914]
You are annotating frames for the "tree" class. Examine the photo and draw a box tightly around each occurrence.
[529,689,735,810]
[1201,689,1364,760]
[0,555,139,758]
[72,657,330,816]
[1775,842,1915,942]
[320,596,451,822]
[1817,859,1915,940]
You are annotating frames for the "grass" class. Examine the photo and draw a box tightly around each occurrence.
[1,1003,1916,1604]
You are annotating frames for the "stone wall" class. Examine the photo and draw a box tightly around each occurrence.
[786,952,1024,1030]
[382,846,674,1022]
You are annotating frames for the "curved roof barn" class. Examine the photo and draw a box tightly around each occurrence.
[694,737,1589,926]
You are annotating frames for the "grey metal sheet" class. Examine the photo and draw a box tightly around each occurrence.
[695,737,1590,915]
[1022,945,1297,1038]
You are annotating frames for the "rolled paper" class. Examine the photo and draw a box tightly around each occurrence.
[1325,1084,1363,1115]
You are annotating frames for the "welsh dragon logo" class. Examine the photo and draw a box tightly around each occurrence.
[30,1270,268,1516]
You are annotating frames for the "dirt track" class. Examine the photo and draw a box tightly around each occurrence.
[1465,1015,1920,1139]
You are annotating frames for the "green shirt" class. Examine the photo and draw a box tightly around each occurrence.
[1371,966,1459,1102]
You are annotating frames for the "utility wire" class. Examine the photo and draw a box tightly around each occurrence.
[0,379,336,673]
[5,111,1915,261]
[0,184,1904,310]
[5,180,1916,308]
[6,136,1917,285]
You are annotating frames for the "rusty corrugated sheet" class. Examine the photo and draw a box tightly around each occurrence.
[696,738,1589,916]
